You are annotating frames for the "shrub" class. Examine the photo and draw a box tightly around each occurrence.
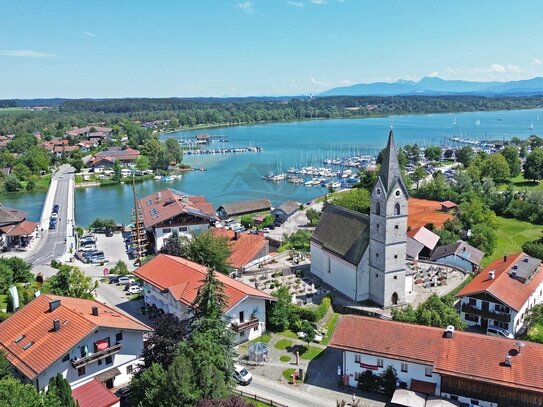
[357,370,379,392]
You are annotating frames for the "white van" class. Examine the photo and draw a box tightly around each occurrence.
[234,365,252,385]
[487,325,514,339]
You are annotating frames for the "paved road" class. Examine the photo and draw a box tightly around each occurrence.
[26,165,75,268]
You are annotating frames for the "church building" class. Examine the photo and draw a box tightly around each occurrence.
[310,131,411,308]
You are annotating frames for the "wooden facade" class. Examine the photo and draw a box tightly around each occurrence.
[442,375,543,407]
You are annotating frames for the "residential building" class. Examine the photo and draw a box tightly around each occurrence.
[430,240,484,273]
[77,140,98,152]
[211,228,269,274]
[0,295,151,391]
[0,205,37,251]
[134,254,275,344]
[65,126,113,139]
[136,188,218,252]
[440,200,458,213]
[72,379,120,407]
[271,200,300,221]
[406,226,440,259]
[217,198,272,219]
[330,315,543,407]
[310,131,411,308]
[89,146,140,169]
[53,144,80,158]
[456,252,543,335]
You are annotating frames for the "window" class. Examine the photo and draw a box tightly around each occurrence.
[77,366,86,376]
[395,225,399,230]
[327,257,331,273]
[80,345,88,358]
[375,204,381,216]
[465,314,479,323]
[394,275,397,280]
[98,359,102,366]
[179,226,188,232]
[116,332,123,342]
[355,354,361,363]
[376,253,379,258]
[377,358,383,367]
[62,354,70,362]
[394,203,401,216]
[401,363,408,372]
[239,331,245,337]
[375,273,378,278]
[105,356,113,365]
[425,366,433,377]
[253,326,258,332]
[377,224,380,230]
[162,228,171,234]
[394,255,398,259]
[127,365,134,375]
[239,311,245,323]
[354,372,362,381]
[495,304,510,314]
[468,298,477,306]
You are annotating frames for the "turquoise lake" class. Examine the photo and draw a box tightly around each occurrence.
[1,108,541,226]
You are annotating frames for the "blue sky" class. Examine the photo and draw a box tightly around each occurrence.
[1,0,543,98]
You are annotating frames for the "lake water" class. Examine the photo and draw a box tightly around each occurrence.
[1,108,541,226]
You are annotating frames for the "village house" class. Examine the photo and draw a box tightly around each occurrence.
[0,205,37,251]
[330,314,543,407]
[0,295,151,391]
[210,228,269,275]
[406,226,440,260]
[430,240,484,273]
[77,140,99,152]
[456,252,543,335]
[53,144,80,158]
[89,146,140,169]
[271,200,300,222]
[135,188,218,252]
[134,254,275,344]
[65,126,113,139]
[217,198,272,219]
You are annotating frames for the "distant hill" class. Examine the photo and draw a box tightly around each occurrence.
[319,76,543,97]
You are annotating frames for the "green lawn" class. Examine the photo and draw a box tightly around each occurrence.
[279,355,291,362]
[0,294,7,312]
[282,368,297,382]
[527,322,543,344]
[277,329,299,339]
[497,175,543,192]
[274,339,293,350]
[19,174,51,192]
[483,216,543,267]
[299,345,325,360]
[321,313,340,346]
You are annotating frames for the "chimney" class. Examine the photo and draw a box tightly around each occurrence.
[53,319,60,332]
[49,299,61,312]
[157,192,162,202]
[234,231,240,240]
[504,354,512,367]
[488,270,495,280]
[511,269,517,279]
[444,325,455,339]
[504,255,508,262]
[91,306,99,316]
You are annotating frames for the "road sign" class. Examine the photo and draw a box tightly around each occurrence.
[103,268,109,276]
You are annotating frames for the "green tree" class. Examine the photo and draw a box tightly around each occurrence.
[160,231,183,257]
[299,319,316,346]
[424,146,442,162]
[391,294,465,329]
[141,313,189,369]
[410,166,427,189]
[45,265,97,299]
[500,145,521,177]
[356,168,379,191]
[468,224,497,256]
[458,198,497,230]
[455,146,474,167]
[110,260,130,276]
[135,155,151,171]
[12,164,31,181]
[481,153,510,184]
[523,148,543,182]
[332,188,371,214]
[0,376,43,407]
[378,366,398,396]
[165,138,183,165]
[112,160,122,182]
[129,363,168,407]
[89,218,116,231]
[268,286,292,331]
[181,231,231,274]
[4,175,21,192]
[0,351,12,381]
[305,208,321,226]
[143,138,167,171]
[526,303,543,325]
[280,230,312,252]
[239,215,254,229]
[44,374,76,407]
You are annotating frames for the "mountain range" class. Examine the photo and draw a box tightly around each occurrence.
[319,76,543,97]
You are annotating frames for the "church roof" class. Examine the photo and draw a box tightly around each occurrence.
[378,130,408,197]
[311,204,370,266]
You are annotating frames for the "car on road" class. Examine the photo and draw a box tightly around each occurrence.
[49,222,56,230]
[53,204,59,213]
[50,212,58,219]
[234,365,252,385]
[261,228,270,233]
[127,285,143,295]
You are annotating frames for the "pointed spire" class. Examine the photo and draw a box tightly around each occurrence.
[378,130,402,193]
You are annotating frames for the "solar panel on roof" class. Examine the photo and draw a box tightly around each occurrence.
[146,199,153,206]
[150,208,159,218]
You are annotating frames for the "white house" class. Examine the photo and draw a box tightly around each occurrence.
[0,295,152,391]
[134,254,275,344]
[456,252,543,335]
[271,200,300,221]
[430,240,484,273]
[330,315,543,407]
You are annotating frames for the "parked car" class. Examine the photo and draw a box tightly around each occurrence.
[109,276,121,285]
[90,257,108,264]
[117,276,135,286]
[52,204,59,213]
[127,285,143,295]
[105,228,113,237]
[49,222,56,230]
[261,228,270,233]
[487,325,514,339]
[234,365,252,385]
[80,236,96,244]
[84,250,103,259]
[50,212,58,219]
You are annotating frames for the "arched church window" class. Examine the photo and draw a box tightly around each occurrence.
[375,203,381,216]
[394,203,400,216]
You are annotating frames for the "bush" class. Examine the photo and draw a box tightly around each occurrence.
[357,370,379,392]
[356,366,398,395]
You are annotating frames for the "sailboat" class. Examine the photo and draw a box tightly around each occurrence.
[475,119,480,127]
[530,122,534,131]
[452,116,457,126]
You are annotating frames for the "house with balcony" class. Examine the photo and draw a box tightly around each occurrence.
[65,126,113,140]
[0,295,151,391]
[135,188,218,252]
[456,252,543,335]
[330,315,543,407]
[134,254,275,344]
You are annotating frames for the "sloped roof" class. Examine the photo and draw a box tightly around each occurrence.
[94,146,139,159]
[406,237,425,259]
[440,200,458,209]
[134,254,274,311]
[0,206,26,226]
[210,228,268,269]
[330,315,543,395]
[0,295,151,380]
[0,220,37,236]
[137,188,217,228]
[311,204,369,266]
[66,126,113,136]
[72,379,119,407]
[407,226,440,250]
[456,252,543,311]
[276,200,300,215]
[218,198,272,216]
[431,240,484,267]
[377,130,408,197]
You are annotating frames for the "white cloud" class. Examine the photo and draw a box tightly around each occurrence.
[83,31,96,37]
[0,49,56,58]
[310,0,327,4]
[532,58,542,66]
[489,63,520,74]
[236,1,255,13]
[286,1,304,7]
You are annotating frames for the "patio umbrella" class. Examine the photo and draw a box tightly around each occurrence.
[426,396,460,407]
[390,389,426,407]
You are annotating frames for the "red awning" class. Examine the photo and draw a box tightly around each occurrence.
[95,339,109,351]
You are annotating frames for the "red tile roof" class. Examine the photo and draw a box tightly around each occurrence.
[66,126,113,136]
[0,220,37,236]
[407,226,440,250]
[0,295,151,380]
[72,379,119,407]
[440,200,458,209]
[330,315,543,394]
[134,254,274,311]
[137,188,217,228]
[456,252,543,311]
[211,228,268,269]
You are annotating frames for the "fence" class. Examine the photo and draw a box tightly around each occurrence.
[233,389,289,407]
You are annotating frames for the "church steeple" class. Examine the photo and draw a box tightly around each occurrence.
[378,130,406,196]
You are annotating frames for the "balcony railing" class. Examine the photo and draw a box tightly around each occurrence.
[461,304,510,323]
[231,318,259,332]
[71,343,122,368]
